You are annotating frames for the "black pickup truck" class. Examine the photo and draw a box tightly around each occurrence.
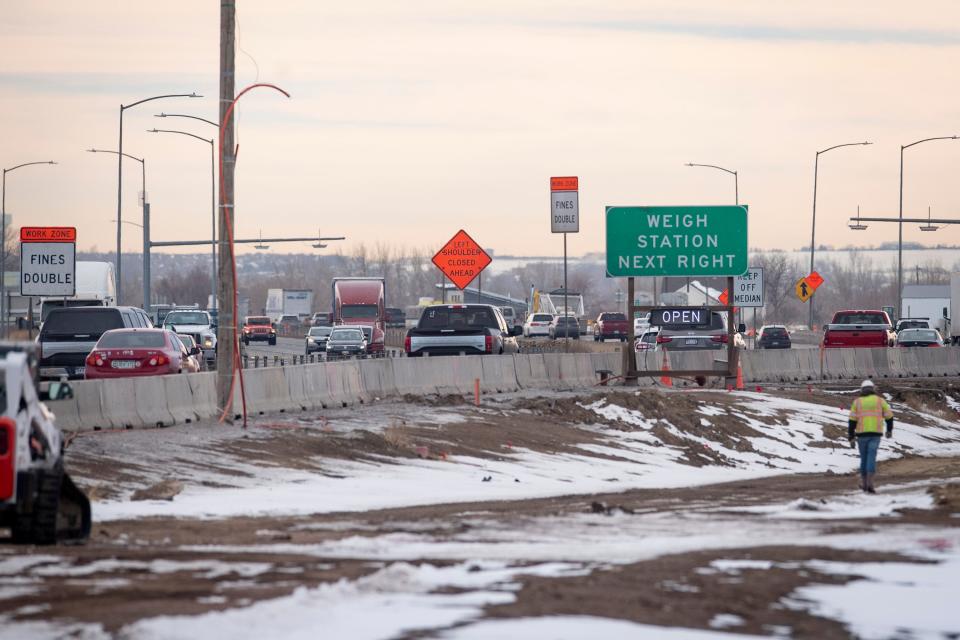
[404,304,521,357]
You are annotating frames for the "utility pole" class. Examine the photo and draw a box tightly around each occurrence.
[216,0,236,417]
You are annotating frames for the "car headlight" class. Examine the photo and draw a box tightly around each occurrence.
[307,337,315,343]
[203,337,214,348]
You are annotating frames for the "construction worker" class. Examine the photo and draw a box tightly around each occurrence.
[848,379,894,494]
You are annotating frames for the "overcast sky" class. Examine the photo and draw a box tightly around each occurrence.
[2,1,959,257]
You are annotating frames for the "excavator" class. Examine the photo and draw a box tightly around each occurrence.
[0,343,90,544]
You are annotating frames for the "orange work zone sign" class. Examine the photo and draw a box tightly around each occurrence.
[550,176,578,191]
[432,229,492,290]
[20,227,76,243]
[718,289,729,305]
[806,271,824,290]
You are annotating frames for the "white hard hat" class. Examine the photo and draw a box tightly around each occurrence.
[860,379,875,389]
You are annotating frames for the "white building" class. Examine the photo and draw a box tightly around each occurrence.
[665,280,724,306]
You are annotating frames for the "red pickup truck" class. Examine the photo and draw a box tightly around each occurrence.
[822,310,895,348]
[594,312,629,342]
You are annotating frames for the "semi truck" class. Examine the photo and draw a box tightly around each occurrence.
[265,289,314,324]
[332,277,385,354]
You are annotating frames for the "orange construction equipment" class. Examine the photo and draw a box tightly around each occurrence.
[660,350,673,387]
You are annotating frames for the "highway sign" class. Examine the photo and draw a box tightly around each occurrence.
[806,271,824,291]
[20,226,76,297]
[649,307,711,327]
[718,289,729,305]
[432,229,492,290]
[795,277,813,303]
[550,176,579,233]
[605,205,748,277]
[734,267,764,308]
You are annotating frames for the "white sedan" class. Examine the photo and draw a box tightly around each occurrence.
[523,313,554,338]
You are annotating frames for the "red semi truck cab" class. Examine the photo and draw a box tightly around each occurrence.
[332,277,386,353]
[823,310,895,348]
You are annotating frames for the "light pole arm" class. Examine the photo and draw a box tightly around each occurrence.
[685,162,736,177]
[903,135,958,150]
[87,149,143,164]
[123,93,202,111]
[155,112,218,128]
[147,129,213,145]
[818,141,872,155]
[4,160,57,174]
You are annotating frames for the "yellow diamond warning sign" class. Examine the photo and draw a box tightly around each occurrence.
[795,277,813,303]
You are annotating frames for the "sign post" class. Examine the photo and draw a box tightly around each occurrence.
[605,205,749,383]
[551,177,579,351]
[432,229,492,293]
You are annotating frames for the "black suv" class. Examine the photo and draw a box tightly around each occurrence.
[38,306,152,379]
[757,325,792,350]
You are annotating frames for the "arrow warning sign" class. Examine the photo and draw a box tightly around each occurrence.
[795,277,813,303]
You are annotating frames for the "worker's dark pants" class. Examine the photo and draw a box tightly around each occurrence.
[857,435,882,475]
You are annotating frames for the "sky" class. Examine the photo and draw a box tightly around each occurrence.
[2,1,960,258]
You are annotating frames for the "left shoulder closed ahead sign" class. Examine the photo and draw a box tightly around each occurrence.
[20,227,76,297]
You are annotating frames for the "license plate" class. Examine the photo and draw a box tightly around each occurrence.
[342,351,350,355]
[111,360,138,369]
[685,338,699,346]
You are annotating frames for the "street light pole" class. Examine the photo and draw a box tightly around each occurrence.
[1,160,56,337]
[808,141,872,329]
[897,136,958,320]
[685,162,738,205]
[89,149,148,307]
[115,93,200,304]
[147,128,217,310]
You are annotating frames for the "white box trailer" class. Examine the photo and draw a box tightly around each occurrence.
[265,288,313,323]
[951,273,960,344]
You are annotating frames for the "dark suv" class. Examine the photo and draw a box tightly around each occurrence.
[38,306,153,379]
[757,325,792,350]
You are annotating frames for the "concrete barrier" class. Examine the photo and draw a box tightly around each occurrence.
[359,358,398,400]
[46,394,82,432]
[870,348,892,380]
[795,349,821,382]
[163,374,198,423]
[133,376,176,427]
[187,372,218,420]
[391,357,437,396]
[71,379,107,430]
[481,355,519,393]
[242,367,293,414]
[283,365,311,411]
[515,353,551,389]
[99,378,139,429]
[853,349,878,381]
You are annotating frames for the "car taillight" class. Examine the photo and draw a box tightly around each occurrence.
[149,354,169,367]
[656,335,672,344]
[485,335,493,353]
[404,335,411,353]
[86,353,105,367]
[711,335,729,344]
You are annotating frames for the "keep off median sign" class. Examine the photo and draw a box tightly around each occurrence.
[432,229,492,290]
[550,176,579,233]
[605,205,748,277]
[733,267,764,308]
[20,226,76,297]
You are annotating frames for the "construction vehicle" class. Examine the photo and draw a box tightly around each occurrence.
[0,343,90,544]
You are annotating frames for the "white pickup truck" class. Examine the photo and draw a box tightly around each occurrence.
[404,304,521,357]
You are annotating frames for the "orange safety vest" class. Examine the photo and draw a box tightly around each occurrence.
[849,394,893,435]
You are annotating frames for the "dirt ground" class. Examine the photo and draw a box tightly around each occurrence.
[3,385,959,637]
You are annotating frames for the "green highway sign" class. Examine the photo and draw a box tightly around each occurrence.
[605,205,748,277]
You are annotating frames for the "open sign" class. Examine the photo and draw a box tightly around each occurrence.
[650,308,711,327]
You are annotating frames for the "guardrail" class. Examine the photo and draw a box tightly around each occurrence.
[45,347,960,432]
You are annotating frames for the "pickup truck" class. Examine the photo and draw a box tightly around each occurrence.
[404,304,521,357]
[822,310,895,348]
[594,312,629,342]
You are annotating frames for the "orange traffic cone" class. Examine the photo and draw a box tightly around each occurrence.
[660,349,673,387]
[736,360,744,390]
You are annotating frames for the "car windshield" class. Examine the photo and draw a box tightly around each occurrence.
[556,317,578,325]
[419,307,498,329]
[602,313,626,321]
[764,327,788,337]
[164,312,209,326]
[41,309,122,336]
[308,327,332,337]
[900,330,938,342]
[342,304,378,318]
[178,334,197,348]
[833,312,888,325]
[533,314,553,322]
[330,329,363,341]
[246,316,271,325]
[898,321,927,330]
[98,331,167,349]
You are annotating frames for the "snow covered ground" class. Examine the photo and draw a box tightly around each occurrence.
[5,390,960,639]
